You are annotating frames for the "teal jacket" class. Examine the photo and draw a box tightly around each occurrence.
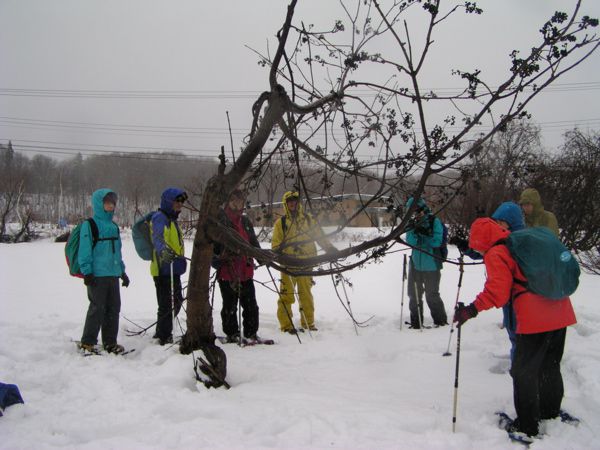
[405,198,444,272]
[78,188,126,277]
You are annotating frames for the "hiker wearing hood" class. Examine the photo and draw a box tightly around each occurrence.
[150,187,188,345]
[454,218,576,438]
[271,191,336,333]
[519,188,559,236]
[78,188,128,354]
[404,197,448,328]
[213,189,262,342]
[491,201,526,362]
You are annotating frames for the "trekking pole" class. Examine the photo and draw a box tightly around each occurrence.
[443,256,464,357]
[452,322,462,433]
[400,254,407,330]
[237,282,243,346]
[170,261,175,339]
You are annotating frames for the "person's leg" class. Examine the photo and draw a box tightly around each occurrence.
[101,277,121,346]
[81,280,108,345]
[407,265,424,327]
[154,275,173,340]
[423,270,447,325]
[511,332,549,436]
[296,276,315,329]
[240,279,259,338]
[219,279,240,337]
[540,328,566,420]
[277,273,296,331]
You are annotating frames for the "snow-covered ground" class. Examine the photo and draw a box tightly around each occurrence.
[1,229,599,450]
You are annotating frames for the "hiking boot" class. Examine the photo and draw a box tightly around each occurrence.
[158,335,173,346]
[510,418,538,438]
[282,328,297,335]
[308,325,318,331]
[104,344,125,354]
[434,321,449,327]
[78,342,96,352]
[408,323,422,330]
[225,333,240,343]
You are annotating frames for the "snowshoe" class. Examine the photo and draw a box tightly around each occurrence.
[558,409,580,425]
[496,412,536,446]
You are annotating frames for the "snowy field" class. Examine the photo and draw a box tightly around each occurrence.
[1,229,599,450]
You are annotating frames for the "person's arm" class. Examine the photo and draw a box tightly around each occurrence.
[78,220,94,275]
[152,213,174,264]
[271,218,283,251]
[472,248,514,312]
[547,212,559,237]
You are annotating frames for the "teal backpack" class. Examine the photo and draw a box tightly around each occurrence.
[504,227,580,299]
[132,211,156,261]
[65,218,99,278]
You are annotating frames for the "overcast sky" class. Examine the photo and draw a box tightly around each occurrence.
[1,0,599,163]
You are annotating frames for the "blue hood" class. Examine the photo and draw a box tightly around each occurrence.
[491,201,525,232]
[160,187,186,219]
[92,188,116,222]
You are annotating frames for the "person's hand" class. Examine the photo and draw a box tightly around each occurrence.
[121,273,130,288]
[449,236,469,253]
[453,302,478,327]
[160,248,178,265]
[83,274,96,287]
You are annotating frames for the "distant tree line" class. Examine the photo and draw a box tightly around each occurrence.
[0,142,218,238]
[1,124,599,274]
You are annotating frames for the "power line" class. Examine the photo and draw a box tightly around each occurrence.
[0,81,599,98]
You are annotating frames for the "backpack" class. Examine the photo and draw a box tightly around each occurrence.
[132,211,156,261]
[65,218,99,278]
[429,216,448,261]
[504,227,580,299]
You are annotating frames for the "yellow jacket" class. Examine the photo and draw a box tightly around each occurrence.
[271,191,332,260]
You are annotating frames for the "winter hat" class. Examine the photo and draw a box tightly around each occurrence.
[491,201,525,231]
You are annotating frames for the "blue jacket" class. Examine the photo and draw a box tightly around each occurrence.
[404,198,444,272]
[78,188,125,277]
[151,188,187,276]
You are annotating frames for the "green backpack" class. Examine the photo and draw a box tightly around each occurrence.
[65,219,99,278]
[504,227,580,299]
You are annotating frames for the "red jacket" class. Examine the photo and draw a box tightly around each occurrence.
[217,207,254,282]
[469,218,576,334]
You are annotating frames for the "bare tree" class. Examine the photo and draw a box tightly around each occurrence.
[529,128,600,274]
[180,0,599,385]
[444,118,543,233]
[0,142,30,240]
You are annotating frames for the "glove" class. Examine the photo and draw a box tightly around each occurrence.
[83,274,96,287]
[449,236,469,254]
[453,302,478,327]
[121,273,130,288]
[160,248,178,265]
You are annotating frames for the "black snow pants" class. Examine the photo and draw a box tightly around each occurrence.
[153,274,184,341]
[407,265,448,327]
[81,276,121,346]
[511,327,567,436]
[218,279,259,338]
